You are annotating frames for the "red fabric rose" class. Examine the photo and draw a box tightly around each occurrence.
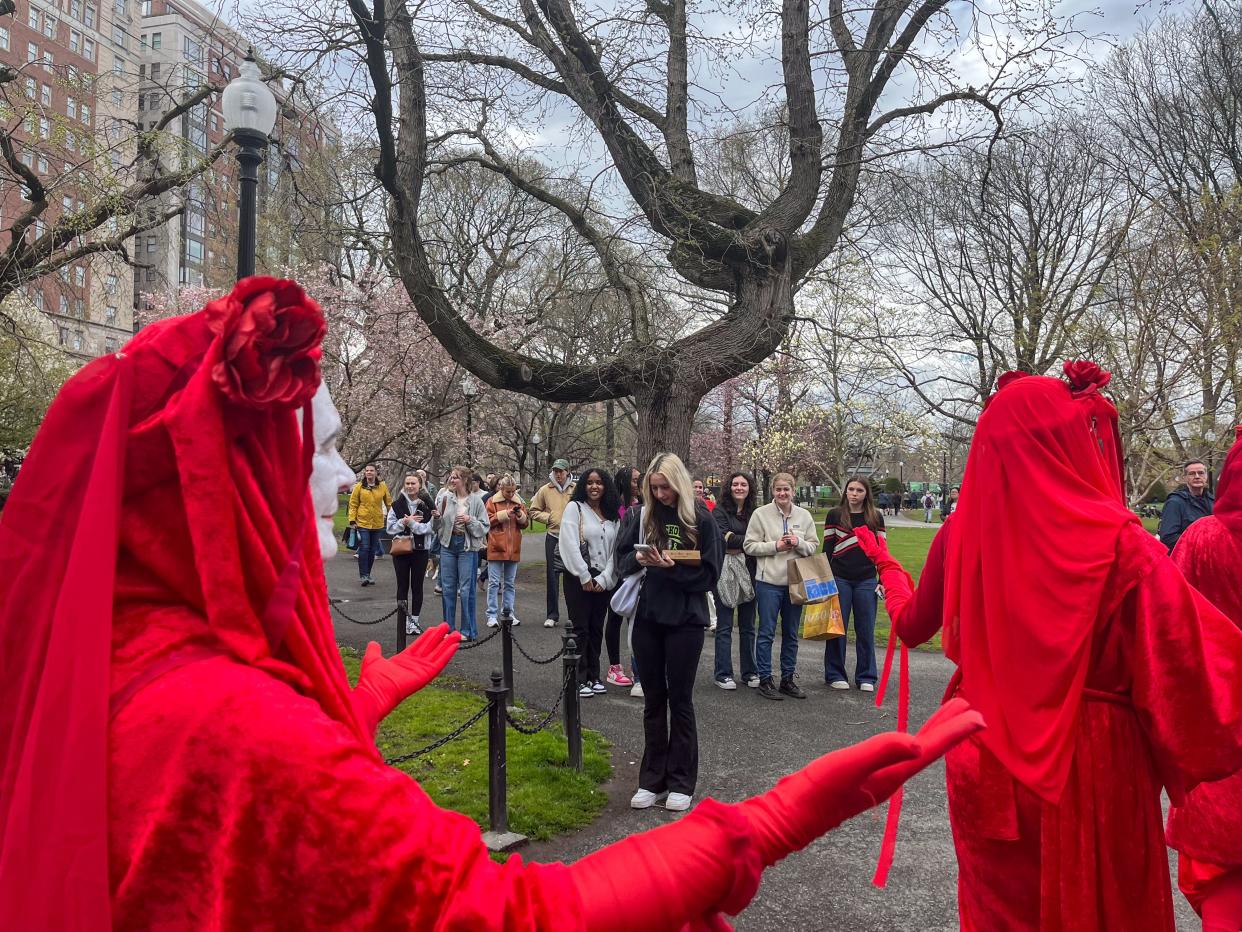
[1062,360,1111,395]
[205,276,326,409]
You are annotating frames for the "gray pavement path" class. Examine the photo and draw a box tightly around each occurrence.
[327,534,1193,931]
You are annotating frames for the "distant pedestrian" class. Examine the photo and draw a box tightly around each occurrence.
[485,475,527,628]
[822,476,885,692]
[744,472,819,701]
[693,479,716,511]
[713,471,759,690]
[347,464,392,587]
[560,468,621,696]
[386,473,434,635]
[1159,459,1215,553]
[922,491,935,523]
[616,452,722,812]
[941,487,959,521]
[529,458,576,627]
[432,465,488,640]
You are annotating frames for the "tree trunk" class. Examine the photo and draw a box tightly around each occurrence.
[605,400,616,467]
[633,382,704,467]
[722,380,735,464]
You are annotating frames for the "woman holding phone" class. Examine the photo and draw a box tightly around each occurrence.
[614,453,723,812]
[386,473,434,635]
[484,475,527,627]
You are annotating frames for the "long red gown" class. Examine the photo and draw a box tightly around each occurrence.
[897,521,1242,930]
[1166,431,1242,913]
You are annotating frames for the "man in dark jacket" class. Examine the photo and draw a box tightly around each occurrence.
[1159,459,1214,552]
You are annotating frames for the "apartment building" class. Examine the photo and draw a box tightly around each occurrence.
[0,0,337,363]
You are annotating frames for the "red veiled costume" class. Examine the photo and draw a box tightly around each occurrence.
[0,279,981,930]
[863,365,1242,931]
[1167,425,1242,921]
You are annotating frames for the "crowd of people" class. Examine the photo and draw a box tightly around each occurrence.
[5,278,1242,931]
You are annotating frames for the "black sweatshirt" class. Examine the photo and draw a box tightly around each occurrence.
[615,501,723,628]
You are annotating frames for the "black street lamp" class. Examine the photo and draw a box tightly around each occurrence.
[221,50,277,280]
[461,375,479,463]
[530,430,541,485]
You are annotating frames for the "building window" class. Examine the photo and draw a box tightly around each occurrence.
[67,96,77,117]
[106,305,118,324]
[185,238,203,262]
[43,16,57,39]
[81,105,90,125]
[58,326,69,346]
[24,77,34,99]
[38,118,50,140]
[62,195,73,213]
[151,62,160,78]
[137,93,145,111]
[59,295,69,314]
[20,150,32,168]
[27,9,40,30]
[83,38,94,60]
[105,336,118,353]
[112,25,125,47]
[146,235,156,253]
[37,154,48,173]
[106,274,118,293]
[41,84,52,107]
[32,290,45,310]
[183,35,200,62]
[70,0,82,18]
[28,42,38,64]
[114,0,125,15]
[43,52,53,71]
[0,25,9,51]
[74,299,84,318]
[145,267,156,281]
[141,0,150,13]
[112,88,123,105]
[74,266,86,287]
[83,3,96,27]
[73,331,83,351]
[150,31,161,49]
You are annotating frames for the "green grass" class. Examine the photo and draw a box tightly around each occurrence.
[340,647,612,845]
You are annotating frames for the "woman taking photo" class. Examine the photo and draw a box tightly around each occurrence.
[432,465,488,640]
[560,468,621,696]
[713,472,759,690]
[615,453,722,812]
[603,466,642,689]
[485,475,528,628]
[822,476,885,692]
[386,473,434,635]
[347,463,392,587]
[744,472,819,701]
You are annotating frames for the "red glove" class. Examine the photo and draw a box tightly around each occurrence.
[351,624,461,734]
[854,526,914,626]
[569,700,983,930]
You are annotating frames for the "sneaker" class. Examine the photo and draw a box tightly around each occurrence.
[665,793,693,812]
[543,618,557,628]
[510,616,521,626]
[757,676,784,701]
[591,681,607,694]
[630,788,667,809]
[860,682,875,693]
[578,684,594,698]
[405,616,416,635]
[744,674,760,688]
[360,577,371,587]
[779,676,807,699]
[630,682,644,698]
[606,665,633,687]
[435,584,443,594]
[715,676,738,690]
[828,680,849,690]
[487,616,499,628]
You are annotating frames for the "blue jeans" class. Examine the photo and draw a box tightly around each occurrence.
[440,536,479,638]
[357,527,383,579]
[824,576,878,685]
[713,593,757,682]
[487,559,518,619]
[754,580,802,680]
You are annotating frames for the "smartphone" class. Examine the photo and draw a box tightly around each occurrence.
[633,543,655,553]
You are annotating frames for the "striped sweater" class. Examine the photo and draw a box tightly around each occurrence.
[823,509,886,581]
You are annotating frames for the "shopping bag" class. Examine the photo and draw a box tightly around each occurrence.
[801,597,845,640]
[788,553,837,604]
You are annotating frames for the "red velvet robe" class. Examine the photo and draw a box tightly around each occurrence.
[1167,514,1242,911]
[899,523,1242,931]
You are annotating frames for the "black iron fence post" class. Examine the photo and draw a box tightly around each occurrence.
[500,609,515,708]
[482,670,527,852]
[396,599,408,651]
[562,635,583,772]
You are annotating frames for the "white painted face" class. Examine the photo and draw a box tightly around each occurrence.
[308,381,356,560]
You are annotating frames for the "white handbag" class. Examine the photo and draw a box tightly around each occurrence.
[610,507,646,617]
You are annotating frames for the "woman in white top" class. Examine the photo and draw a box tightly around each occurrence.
[559,467,621,697]
[385,473,435,635]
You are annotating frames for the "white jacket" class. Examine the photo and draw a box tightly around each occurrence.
[559,501,619,590]
[742,501,819,586]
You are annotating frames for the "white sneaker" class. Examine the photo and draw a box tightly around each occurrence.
[630,788,667,809]
[578,684,594,698]
[829,680,849,690]
[860,682,875,693]
[715,676,737,690]
[744,675,760,688]
[511,615,521,626]
[543,618,557,628]
[487,616,499,628]
[665,793,693,812]
[630,682,644,698]
[405,616,416,635]
[591,681,606,694]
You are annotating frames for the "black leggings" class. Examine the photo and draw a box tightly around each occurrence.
[605,607,624,666]
[631,619,705,796]
[564,574,609,685]
[392,549,430,615]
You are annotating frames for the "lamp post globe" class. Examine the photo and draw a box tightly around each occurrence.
[461,376,479,463]
[221,50,277,280]
[530,431,541,482]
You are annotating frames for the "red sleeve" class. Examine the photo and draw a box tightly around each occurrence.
[109,658,582,929]
[894,521,950,648]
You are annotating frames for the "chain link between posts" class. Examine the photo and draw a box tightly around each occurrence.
[329,601,398,626]
[509,629,566,665]
[504,667,573,735]
[382,701,489,765]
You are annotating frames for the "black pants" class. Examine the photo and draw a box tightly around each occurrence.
[564,574,609,685]
[605,607,624,666]
[392,549,430,615]
[545,534,562,621]
[631,619,705,796]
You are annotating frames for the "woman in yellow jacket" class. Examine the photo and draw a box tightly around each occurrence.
[348,463,392,587]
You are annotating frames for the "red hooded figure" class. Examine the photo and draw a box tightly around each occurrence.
[1167,425,1242,927]
[854,364,1242,931]
[0,279,982,930]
